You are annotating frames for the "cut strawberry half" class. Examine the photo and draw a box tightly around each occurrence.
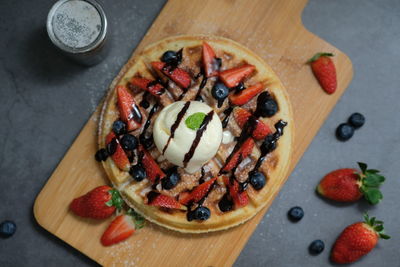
[101,215,135,246]
[106,132,130,171]
[202,42,219,77]
[151,61,191,89]
[223,177,249,208]
[147,192,187,210]
[130,77,165,96]
[179,177,217,205]
[139,145,166,183]
[229,82,263,106]
[233,107,271,140]
[221,137,255,173]
[116,85,143,131]
[219,64,255,88]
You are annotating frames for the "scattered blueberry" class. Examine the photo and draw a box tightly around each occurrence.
[218,194,233,212]
[129,165,146,182]
[256,91,278,117]
[162,168,180,190]
[161,50,178,64]
[249,171,266,190]
[336,123,354,141]
[309,240,325,255]
[188,206,211,221]
[211,82,229,101]
[112,120,126,135]
[0,220,16,238]
[288,206,304,222]
[95,148,108,162]
[120,134,138,151]
[348,112,365,128]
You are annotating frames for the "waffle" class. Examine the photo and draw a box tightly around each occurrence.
[98,35,294,233]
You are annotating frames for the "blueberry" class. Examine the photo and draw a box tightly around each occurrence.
[139,135,154,150]
[348,113,365,128]
[95,148,108,162]
[336,123,354,141]
[161,50,178,64]
[256,92,278,117]
[218,194,233,212]
[249,171,266,190]
[162,168,180,190]
[120,134,138,151]
[112,120,126,135]
[129,165,146,182]
[211,82,229,101]
[288,206,304,222]
[0,220,16,238]
[189,206,211,221]
[309,240,325,255]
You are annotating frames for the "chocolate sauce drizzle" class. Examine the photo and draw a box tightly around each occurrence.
[162,101,191,154]
[194,73,208,102]
[198,167,206,184]
[139,103,159,149]
[183,110,214,167]
[128,104,143,124]
[221,106,233,128]
[140,92,150,108]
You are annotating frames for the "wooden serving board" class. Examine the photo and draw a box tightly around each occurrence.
[34,0,353,266]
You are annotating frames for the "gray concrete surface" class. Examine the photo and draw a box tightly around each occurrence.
[0,0,399,266]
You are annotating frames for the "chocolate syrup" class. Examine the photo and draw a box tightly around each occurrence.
[222,106,233,128]
[139,103,159,149]
[183,110,214,167]
[146,191,160,203]
[198,167,206,184]
[162,101,191,154]
[128,104,143,124]
[194,74,208,102]
[140,92,150,108]
[106,138,118,155]
[147,79,166,95]
[197,180,216,206]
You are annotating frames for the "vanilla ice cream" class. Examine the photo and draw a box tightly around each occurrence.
[153,101,223,173]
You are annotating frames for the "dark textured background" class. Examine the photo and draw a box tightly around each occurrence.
[0,0,399,266]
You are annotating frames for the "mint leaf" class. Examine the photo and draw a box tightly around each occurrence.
[185,112,206,130]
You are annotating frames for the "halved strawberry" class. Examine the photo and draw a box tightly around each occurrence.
[151,61,191,89]
[233,107,271,140]
[101,215,135,246]
[116,85,143,131]
[147,192,187,210]
[221,138,255,173]
[223,177,249,208]
[229,82,263,106]
[106,132,130,171]
[130,77,165,96]
[179,177,217,205]
[138,145,166,183]
[219,64,255,88]
[202,42,219,77]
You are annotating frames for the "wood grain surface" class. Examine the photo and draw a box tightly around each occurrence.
[34,0,353,266]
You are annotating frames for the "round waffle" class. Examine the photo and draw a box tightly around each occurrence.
[98,35,294,233]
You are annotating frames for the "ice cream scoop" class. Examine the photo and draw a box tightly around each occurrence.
[153,101,222,173]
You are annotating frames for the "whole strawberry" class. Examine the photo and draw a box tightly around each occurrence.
[331,213,390,264]
[70,185,123,219]
[317,162,385,204]
[308,52,337,94]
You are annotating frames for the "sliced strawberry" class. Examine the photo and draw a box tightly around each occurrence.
[130,77,165,96]
[223,177,249,208]
[106,132,130,171]
[116,85,143,131]
[179,177,217,205]
[219,64,255,88]
[233,107,271,140]
[101,215,135,246]
[147,192,186,210]
[229,82,263,106]
[202,42,219,77]
[139,145,166,183]
[151,61,191,89]
[221,138,255,173]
